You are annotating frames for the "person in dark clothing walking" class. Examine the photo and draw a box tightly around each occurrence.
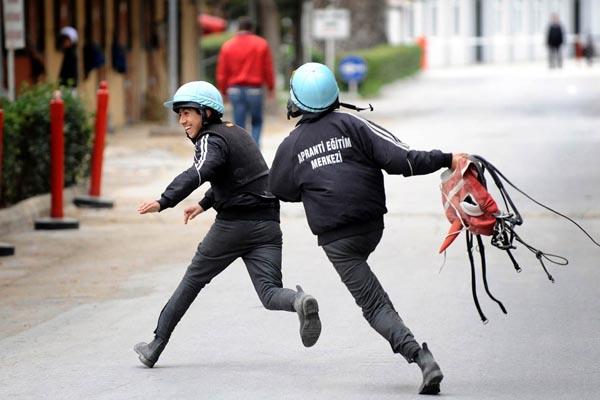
[134,81,321,368]
[269,63,468,395]
[584,34,595,66]
[546,14,564,69]
[58,26,79,87]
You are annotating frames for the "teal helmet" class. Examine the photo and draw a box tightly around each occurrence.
[164,81,224,115]
[290,62,339,113]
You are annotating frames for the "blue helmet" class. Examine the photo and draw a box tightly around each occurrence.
[164,81,224,115]
[290,63,339,112]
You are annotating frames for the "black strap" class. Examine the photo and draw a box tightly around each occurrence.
[476,235,508,314]
[536,252,555,283]
[505,249,522,273]
[511,230,567,282]
[466,233,488,324]
[339,102,373,112]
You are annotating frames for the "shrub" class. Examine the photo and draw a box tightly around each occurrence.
[0,83,93,207]
[336,44,421,97]
[200,32,234,84]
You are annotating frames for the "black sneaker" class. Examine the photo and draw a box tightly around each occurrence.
[293,285,321,347]
[415,342,444,395]
[134,337,167,368]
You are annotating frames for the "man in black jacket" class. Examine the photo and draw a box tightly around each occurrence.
[547,14,564,69]
[134,81,321,368]
[270,63,467,395]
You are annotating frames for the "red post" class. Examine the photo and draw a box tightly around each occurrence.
[50,92,65,219]
[0,109,4,199]
[417,36,428,70]
[0,108,16,255]
[89,81,109,197]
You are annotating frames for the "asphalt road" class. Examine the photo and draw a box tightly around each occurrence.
[1,61,599,399]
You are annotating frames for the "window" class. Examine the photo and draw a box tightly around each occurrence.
[53,0,77,49]
[24,0,44,52]
[494,0,504,34]
[113,0,132,49]
[513,0,523,33]
[85,0,106,47]
[453,0,460,35]
[533,0,543,33]
[431,2,438,36]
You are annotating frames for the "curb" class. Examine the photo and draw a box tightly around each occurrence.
[0,185,85,237]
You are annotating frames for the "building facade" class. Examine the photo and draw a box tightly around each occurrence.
[387,0,600,67]
[1,0,202,127]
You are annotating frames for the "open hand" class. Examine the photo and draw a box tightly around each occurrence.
[451,153,470,171]
[138,200,160,214]
[184,204,204,224]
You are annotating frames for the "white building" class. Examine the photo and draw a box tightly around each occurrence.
[387,0,600,67]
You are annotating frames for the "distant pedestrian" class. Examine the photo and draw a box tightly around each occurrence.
[269,62,469,395]
[216,16,274,148]
[546,14,564,69]
[584,34,595,66]
[58,26,79,87]
[134,81,321,368]
[574,35,585,66]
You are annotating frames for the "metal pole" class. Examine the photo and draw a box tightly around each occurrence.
[302,0,313,63]
[7,49,15,101]
[0,17,4,98]
[348,80,358,98]
[168,0,178,126]
[325,39,335,71]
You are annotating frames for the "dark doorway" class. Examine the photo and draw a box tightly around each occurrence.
[574,0,581,34]
[475,0,483,62]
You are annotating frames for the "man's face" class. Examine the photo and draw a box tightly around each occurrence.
[177,108,202,140]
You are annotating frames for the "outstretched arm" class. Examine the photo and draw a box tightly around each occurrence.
[151,134,228,213]
[354,116,454,176]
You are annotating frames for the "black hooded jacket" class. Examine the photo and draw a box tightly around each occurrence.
[269,110,452,245]
[157,121,279,221]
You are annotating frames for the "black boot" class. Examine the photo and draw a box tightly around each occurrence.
[293,285,321,347]
[414,342,444,395]
[134,337,167,368]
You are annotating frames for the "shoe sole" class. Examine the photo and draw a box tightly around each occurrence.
[300,296,321,347]
[419,372,443,395]
[134,344,156,368]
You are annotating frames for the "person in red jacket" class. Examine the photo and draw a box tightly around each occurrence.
[217,16,274,148]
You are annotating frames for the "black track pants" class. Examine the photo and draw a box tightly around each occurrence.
[322,229,421,362]
[154,219,296,340]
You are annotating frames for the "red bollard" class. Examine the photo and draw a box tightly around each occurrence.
[74,81,114,208]
[90,81,108,197]
[416,36,428,70]
[0,109,4,198]
[50,93,65,218]
[35,91,79,230]
[0,109,16,256]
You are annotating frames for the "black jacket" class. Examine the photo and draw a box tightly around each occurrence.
[157,121,279,221]
[59,46,78,87]
[269,111,452,245]
[547,23,564,48]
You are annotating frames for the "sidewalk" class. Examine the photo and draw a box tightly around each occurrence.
[0,109,296,340]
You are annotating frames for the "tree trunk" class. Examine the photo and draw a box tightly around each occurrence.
[312,0,387,51]
[258,0,281,113]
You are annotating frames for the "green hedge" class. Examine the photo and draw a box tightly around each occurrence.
[336,44,421,97]
[199,36,420,98]
[200,32,234,84]
[0,83,93,207]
